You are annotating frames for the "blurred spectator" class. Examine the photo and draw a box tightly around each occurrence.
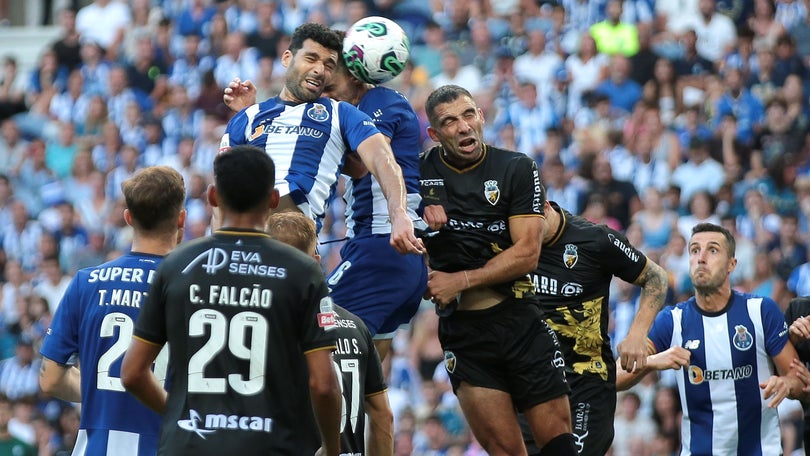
[49,70,90,129]
[748,0,787,49]
[0,395,34,455]
[51,202,88,274]
[723,26,759,80]
[162,85,204,151]
[0,336,40,401]
[125,31,169,106]
[430,47,482,96]
[671,137,725,209]
[13,139,56,217]
[671,29,715,85]
[119,102,146,151]
[767,212,807,284]
[214,31,259,89]
[500,80,558,159]
[90,121,122,174]
[412,414,451,455]
[77,38,111,98]
[773,33,807,86]
[778,0,808,31]
[589,0,640,57]
[561,0,605,33]
[642,59,679,126]
[660,231,691,298]
[106,66,137,130]
[52,405,79,455]
[677,190,722,240]
[747,250,781,301]
[581,193,623,231]
[0,260,31,335]
[50,8,82,73]
[104,144,140,201]
[0,174,11,229]
[612,391,656,456]
[543,153,584,215]
[74,170,111,233]
[0,56,27,122]
[32,256,70,314]
[565,33,608,118]
[583,153,640,229]
[409,308,443,383]
[721,214,757,289]
[651,386,682,450]
[632,187,678,253]
[689,0,737,63]
[595,54,642,114]
[0,119,28,176]
[749,44,780,105]
[75,0,132,62]
[513,28,562,101]
[76,94,108,142]
[174,0,218,40]
[45,122,78,180]
[169,33,216,101]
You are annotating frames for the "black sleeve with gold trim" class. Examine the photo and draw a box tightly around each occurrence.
[530,204,647,382]
[419,146,544,297]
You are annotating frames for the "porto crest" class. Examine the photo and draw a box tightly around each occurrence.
[444,350,457,373]
[484,180,500,205]
[733,325,753,351]
[307,103,329,122]
[563,244,579,269]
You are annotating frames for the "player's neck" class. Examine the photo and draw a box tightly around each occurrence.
[218,212,269,232]
[130,235,178,257]
[694,283,733,313]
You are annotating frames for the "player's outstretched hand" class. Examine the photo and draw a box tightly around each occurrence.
[647,346,691,371]
[223,77,258,113]
[617,332,650,373]
[422,204,447,232]
[789,315,810,344]
[760,375,790,408]
[390,214,424,255]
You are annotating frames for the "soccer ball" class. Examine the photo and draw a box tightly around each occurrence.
[342,16,410,85]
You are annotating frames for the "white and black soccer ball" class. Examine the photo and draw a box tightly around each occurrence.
[342,16,410,85]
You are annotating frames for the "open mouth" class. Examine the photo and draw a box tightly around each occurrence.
[304,77,322,91]
[459,137,477,152]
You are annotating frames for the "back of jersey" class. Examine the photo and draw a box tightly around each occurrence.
[41,253,166,456]
[134,231,336,455]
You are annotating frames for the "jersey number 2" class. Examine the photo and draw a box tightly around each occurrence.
[97,312,169,392]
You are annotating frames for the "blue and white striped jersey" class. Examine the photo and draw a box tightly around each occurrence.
[40,253,167,456]
[221,96,379,224]
[648,291,789,456]
[344,86,424,237]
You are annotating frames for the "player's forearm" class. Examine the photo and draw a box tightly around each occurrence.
[122,372,167,414]
[310,387,342,456]
[364,395,393,456]
[627,261,670,337]
[39,362,82,403]
[467,229,541,289]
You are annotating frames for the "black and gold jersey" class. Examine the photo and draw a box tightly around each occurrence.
[331,305,386,455]
[531,202,647,382]
[419,145,545,298]
[134,228,335,455]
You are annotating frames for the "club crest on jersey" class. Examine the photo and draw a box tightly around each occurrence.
[307,103,329,122]
[563,244,578,269]
[484,180,500,205]
[733,325,753,351]
[444,350,456,373]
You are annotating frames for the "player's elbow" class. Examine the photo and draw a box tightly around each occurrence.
[121,358,146,393]
[38,373,59,397]
[309,374,341,400]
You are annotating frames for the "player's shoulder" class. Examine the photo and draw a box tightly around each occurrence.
[420,145,441,162]
[485,145,536,167]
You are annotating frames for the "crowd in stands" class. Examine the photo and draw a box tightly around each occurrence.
[2,0,810,454]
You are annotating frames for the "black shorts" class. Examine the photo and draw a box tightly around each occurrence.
[523,372,616,456]
[438,298,570,411]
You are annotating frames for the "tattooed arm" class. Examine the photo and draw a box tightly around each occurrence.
[617,258,670,373]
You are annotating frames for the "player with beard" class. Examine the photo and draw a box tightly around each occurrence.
[219,22,422,259]
[224,29,427,362]
[617,223,804,455]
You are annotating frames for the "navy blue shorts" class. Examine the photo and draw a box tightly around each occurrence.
[326,234,428,336]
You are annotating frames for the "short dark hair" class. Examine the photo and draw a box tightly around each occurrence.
[691,222,736,258]
[121,166,186,233]
[425,85,474,127]
[214,145,276,213]
[289,23,341,55]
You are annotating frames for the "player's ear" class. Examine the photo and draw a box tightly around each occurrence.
[477,107,485,125]
[123,208,133,227]
[426,126,439,142]
[281,49,292,69]
[268,189,280,210]
[178,209,187,230]
[207,184,219,208]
